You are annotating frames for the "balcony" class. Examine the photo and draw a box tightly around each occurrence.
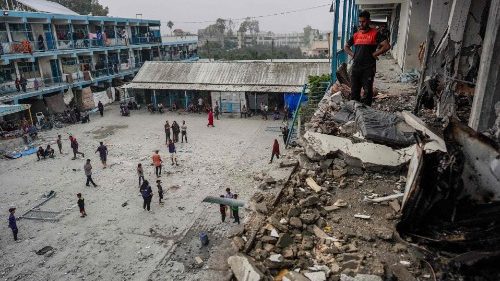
[0,63,144,103]
[161,35,198,44]
[130,36,161,45]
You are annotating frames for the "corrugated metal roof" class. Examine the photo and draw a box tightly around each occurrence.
[128,61,330,92]
[18,0,79,15]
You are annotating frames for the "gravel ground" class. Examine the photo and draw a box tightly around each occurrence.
[0,107,292,281]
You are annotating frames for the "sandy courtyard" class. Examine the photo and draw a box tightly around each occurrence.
[0,106,289,281]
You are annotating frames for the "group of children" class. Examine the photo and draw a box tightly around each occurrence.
[219,188,240,224]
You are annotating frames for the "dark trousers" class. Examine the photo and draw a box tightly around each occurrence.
[155,165,162,177]
[86,175,97,187]
[233,210,240,224]
[241,112,247,118]
[73,149,84,158]
[350,66,376,106]
[181,132,187,143]
[138,175,144,186]
[143,197,152,211]
[58,144,62,154]
[221,211,226,222]
[99,109,103,117]
[12,228,18,241]
[270,153,279,163]
[165,132,170,143]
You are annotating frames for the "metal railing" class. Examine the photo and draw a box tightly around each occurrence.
[0,63,144,96]
[131,36,161,45]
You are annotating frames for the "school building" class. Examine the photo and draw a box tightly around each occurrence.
[0,0,198,116]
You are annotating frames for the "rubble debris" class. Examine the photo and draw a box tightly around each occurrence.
[388,265,416,281]
[303,271,326,281]
[312,225,339,241]
[353,214,371,220]
[227,254,264,281]
[305,177,322,193]
[363,193,404,203]
[280,160,299,168]
[36,246,54,256]
[283,271,310,281]
[402,111,446,151]
[398,119,500,279]
[340,274,383,281]
[194,256,203,265]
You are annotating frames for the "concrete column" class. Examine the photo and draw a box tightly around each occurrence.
[403,0,431,71]
[469,0,500,131]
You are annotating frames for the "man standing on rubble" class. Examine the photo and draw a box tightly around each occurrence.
[344,10,391,106]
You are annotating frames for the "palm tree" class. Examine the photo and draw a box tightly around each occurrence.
[167,21,174,35]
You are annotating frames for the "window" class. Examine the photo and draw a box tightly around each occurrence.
[61,57,78,73]
[0,63,15,83]
[17,60,40,79]
[78,56,92,71]
[9,23,33,42]
[55,25,71,41]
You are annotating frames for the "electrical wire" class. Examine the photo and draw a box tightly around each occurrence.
[160,3,331,25]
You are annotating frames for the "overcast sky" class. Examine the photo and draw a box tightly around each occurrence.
[99,0,335,34]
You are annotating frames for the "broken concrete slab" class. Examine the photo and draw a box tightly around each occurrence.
[304,131,413,167]
[304,271,327,281]
[283,271,310,281]
[306,177,322,193]
[280,160,299,168]
[227,254,264,281]
[402,111,447,152]
[340,274,383,281]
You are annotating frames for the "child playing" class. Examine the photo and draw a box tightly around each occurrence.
[56,135,63,154]
[137,163,144,187]
[232,194,240,224]
[168,139,179,166]
[219,195,226,222]
[77,193,87,217]
[157,180,164,204]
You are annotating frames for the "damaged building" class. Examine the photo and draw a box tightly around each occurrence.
[224,0,500,280]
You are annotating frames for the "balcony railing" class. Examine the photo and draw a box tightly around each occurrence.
[161,35,198,43]
[0,40,35,55]
[131,36,161,45]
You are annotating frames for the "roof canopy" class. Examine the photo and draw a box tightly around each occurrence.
[0,104,30,117]
[17,0,79,15]
[124,61,331,93]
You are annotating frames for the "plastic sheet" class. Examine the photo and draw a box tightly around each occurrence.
[355,106,415,147]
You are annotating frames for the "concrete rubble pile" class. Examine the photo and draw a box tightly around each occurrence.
[226,88,499,280]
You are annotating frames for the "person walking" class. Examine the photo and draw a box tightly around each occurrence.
[219,195,226,222]
[263,104,268,120]
[157,180,164,204]
[232,194,240,224]
[95,141,108,168]
[270,139,280,164]
[171,121,180,143]
[164,121,171,144]
[56,134,63,154]
[141,181,153,211]
[84,159,97,187]
[207,109,214,127]
[344,10,390,106]
[152,150,163,177]
[20,76,27,92]
[168,139,179,166]
[77,193,87,217]
[69,135,84,160]
[8,207,18,241]
[214,101,220,120]
[281,126,289,146]
[137,163,144,187]
[241,104,248,118]
[98,101,104,117]
[283,105,289,122]
[181,120,188,143]
[15,77,20,92]
[225,188,233,218]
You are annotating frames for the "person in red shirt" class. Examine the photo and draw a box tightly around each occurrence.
[344,10,391,106]
[269,139,280,164]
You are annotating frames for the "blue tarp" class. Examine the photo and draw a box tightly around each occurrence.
[284,93,308,113]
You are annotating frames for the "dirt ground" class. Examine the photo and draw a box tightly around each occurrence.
[0,108,292,281]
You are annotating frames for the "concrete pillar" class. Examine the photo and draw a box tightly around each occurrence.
[395,1,410,68]
[403,0,431,71]
[469,0,500,131]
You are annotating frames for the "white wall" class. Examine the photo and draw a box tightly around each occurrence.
[403,0,431,71]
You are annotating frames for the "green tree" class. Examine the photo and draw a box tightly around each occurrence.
[50,0,109,16]
[167,21,174,35]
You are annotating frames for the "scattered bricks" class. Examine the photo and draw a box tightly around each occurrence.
[287,206,302,218]
[301,236,314,250]
[232,237,246,251]
[276,233,294,248]
[306,177,322,193]
[388,265,417,281]
[227,254,265,281]
[289,217,303,229]
[332,169,348,179]
[260,236,277,244]
[300,195,320,207]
